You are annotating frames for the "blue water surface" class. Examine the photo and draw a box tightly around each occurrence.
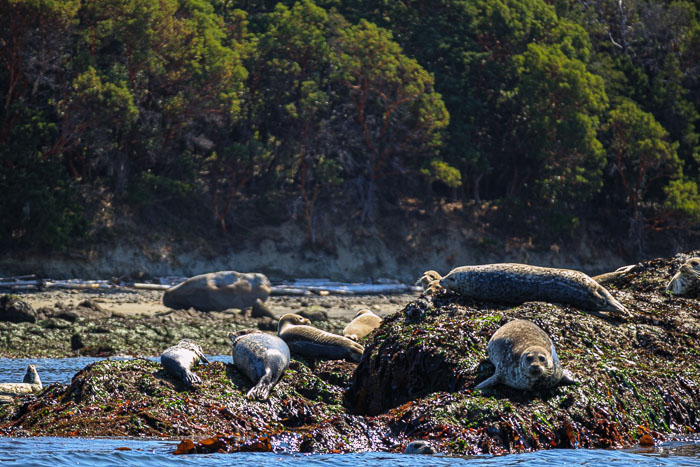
[0,436,698,466]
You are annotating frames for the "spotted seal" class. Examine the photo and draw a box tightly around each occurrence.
[428,263,628,316]
[161,339,210,388]
[343,309,383,341]
[229,330,290,401]
[0,365,42,398]
[666,257,700,297]
[476,319,576,391]
[277,313,364,362]
[403,440,436,454]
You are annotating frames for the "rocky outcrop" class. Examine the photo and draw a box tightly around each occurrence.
[1,252,698,455]
[0,295,37,323]
[162,271,271,312]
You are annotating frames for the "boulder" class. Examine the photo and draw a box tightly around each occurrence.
[0,295,37,323]
[162,271,271,312]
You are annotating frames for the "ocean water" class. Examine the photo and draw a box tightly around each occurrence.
[0,436,698,466]
[1,358,699,465]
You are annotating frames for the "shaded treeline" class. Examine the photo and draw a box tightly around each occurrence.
[1,0,698,251]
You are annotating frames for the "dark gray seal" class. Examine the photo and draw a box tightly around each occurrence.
[277,313,364,362]
[0,365,42,397]
[476,319,576,391]
[403,440,436,454]
[229,331,290,401]
[666,257,700,297]
[433,263,629,316]
[161,339,210,388]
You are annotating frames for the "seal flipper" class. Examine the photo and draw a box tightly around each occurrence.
[475,373,500,390]
[183,370,202,388]
[247,371,273,401]
[559,370,578,386]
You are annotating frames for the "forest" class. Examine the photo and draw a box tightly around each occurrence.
[1,0,699,253]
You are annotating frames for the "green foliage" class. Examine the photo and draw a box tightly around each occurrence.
[421,160,462,189]
[1,0,699,249]
[664,179,700,223]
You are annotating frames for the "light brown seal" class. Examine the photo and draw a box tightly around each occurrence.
[160,339,210,388]
[277,313,364,362]
[416,270,441,291]
[343,309,383,341]
[476,319,576,391]
[430,263,629,316]
[229,330,290,401]
[666,257,700,297]
[0,365,42,398]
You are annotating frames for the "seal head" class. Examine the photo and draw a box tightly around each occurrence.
[666,257,700,297]
[160,339,209,388]
[229,330,290,401]
[0,365,43,398]
[476,319,576,391]
[404,440,436,454]
[278,313,364,362]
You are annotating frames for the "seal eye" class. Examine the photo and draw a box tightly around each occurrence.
[526,355,534,363]
[538,355,546,363]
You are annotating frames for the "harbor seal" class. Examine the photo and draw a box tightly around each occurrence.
[343,309,383,341]
[161,339,210,388]
[277,313,365,362]
[229,330,290,401]
[433,263,629,316]
[0,365,42,397]
[416,270,441,291]
[403,440,436,454]
[476,319,576,391]
[666,257,700,297]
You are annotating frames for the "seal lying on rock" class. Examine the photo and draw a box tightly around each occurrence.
[229,330,290,401]
[426,263,629,316]
[476,319,576,391]
[666,257,700,297]
[277,313,364,362]
[0,365,42,398]
[343,309,383,341]
[161,339,210,388]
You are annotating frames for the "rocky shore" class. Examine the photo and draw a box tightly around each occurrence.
[0,252,698,456]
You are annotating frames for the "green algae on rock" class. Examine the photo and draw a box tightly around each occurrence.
[1,252,698,455]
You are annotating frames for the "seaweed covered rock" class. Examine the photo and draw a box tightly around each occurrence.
[0,295,37,323]
[1,252,698,456]
[346,252,700,452]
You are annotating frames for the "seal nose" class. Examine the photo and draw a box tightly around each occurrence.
[528,364,543,377]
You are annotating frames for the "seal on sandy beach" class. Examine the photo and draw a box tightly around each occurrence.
[343,309,383,341]
[160,339,210,388]
[0,365,42,397]
[666,257,700,297]
[476,319,576,391]
[429,263,629,316]
[229,330,290,401]
[403,440,436,454]
[277,313,364,362]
